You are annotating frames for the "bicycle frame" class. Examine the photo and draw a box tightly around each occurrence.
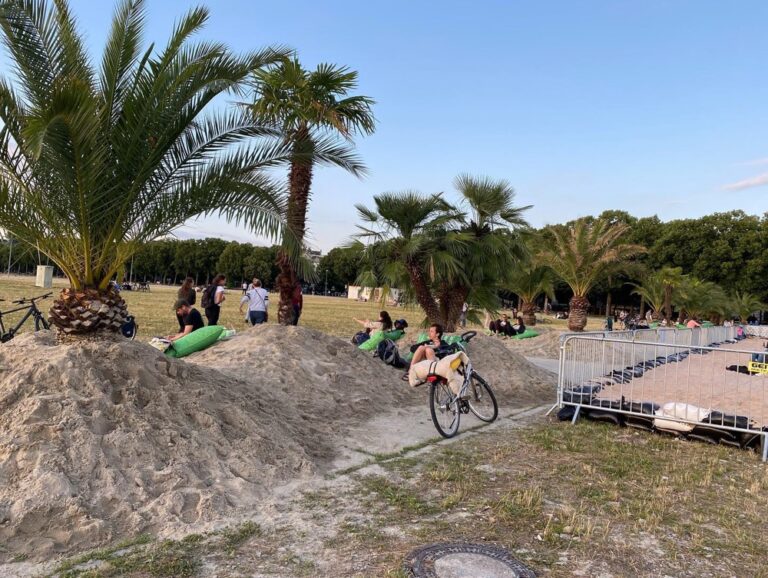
[0,294,51,342]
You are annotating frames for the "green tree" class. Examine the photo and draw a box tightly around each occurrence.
[730,291,766,324]
[631,272,666,319]
[538,218,645,331]
[356,176,529,330]
[0,0,290,336]
[249,57,375,324]
[506,260,555,326]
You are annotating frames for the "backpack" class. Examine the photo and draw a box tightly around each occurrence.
[201,285,216,309]
[351,331,370,346]
[377,339,407,369]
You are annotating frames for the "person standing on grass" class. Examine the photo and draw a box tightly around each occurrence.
[167,299,205,341]
[204,274,227,326]
[240,278,269,325]
[176,277,196,331]
[291,281,303,326]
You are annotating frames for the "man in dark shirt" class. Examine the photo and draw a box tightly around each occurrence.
[167,299,205,341]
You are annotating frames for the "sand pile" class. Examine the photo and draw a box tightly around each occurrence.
[0,325,555,562]
[498,327,563,359]
[459,334,556,405]
[0,328,417,562]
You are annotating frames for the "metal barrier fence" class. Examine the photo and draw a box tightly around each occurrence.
[746,325,768,339]
[556,327,768,461]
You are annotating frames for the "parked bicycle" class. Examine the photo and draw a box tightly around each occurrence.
[426,331,499,438]
[0,292,51,342]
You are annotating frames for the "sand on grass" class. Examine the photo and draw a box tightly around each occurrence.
[0,325,554,562]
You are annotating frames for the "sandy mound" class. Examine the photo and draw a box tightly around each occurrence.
[458,334,556,405]
[0,325,555,562]
[497,327,563,359]
[0,328,418,562]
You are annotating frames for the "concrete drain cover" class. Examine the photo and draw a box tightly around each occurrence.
[404,543,536,577]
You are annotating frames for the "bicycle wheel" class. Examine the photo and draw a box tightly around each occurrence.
[429,381,460,438]
[467,371,498,423]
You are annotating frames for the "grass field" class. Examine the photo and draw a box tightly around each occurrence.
[0,274,605,340]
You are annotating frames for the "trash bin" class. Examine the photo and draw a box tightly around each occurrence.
[35,265,53,288]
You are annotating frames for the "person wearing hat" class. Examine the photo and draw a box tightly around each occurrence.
[167,299,205,341]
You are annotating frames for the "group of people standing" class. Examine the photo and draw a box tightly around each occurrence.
[167,275,303,342]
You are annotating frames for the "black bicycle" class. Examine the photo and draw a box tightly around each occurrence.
[0,292,51,342]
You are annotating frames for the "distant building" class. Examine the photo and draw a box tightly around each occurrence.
[307,249,322,268]
[347,285,401,306]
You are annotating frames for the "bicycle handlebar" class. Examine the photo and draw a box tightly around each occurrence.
[460,330,477,342]
[11,292,52,305]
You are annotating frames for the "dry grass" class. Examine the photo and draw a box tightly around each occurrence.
[0,274,604,340]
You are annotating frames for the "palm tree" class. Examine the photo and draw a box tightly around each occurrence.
[657,266,686,323]
[355,176,530,331]
[631,272,667,320]
[730,291,766,324]
[538,218,646,331]
[355,191,459,324]
[249,58,375,323]
[674,278,728,322]
[506,262,555,326]
[0,0,291,337]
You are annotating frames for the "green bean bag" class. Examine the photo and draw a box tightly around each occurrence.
[513,328,539,339]
[701,321,714,328]
[358,328,405,351]
[166,325,224,358]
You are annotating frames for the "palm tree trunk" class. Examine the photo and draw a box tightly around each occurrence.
[49,287,128,336]
[406,260,441,324]
[440,285,468,332]
[605,291,612,317]
[276,143,314,325]
[521,299,536,326]
[664,286,673,323]
[568,295,590,332]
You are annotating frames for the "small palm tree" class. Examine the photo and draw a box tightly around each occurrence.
[355,176,529,330]
[674,278,728,322]
[657,266,686,323]
[355,191,459,324]
[538,218,646,331]
[506,262,555,326]
[249,58,375,324]
[631,272,667,320]
[730,291,766,324]
[0,0,291,337]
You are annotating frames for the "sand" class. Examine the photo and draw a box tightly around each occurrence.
[496,327,563,359]
[0,324,555,562]
[595,337,768,426]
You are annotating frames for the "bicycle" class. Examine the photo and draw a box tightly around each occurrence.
[425,331,498,438]
[0,292,52,343]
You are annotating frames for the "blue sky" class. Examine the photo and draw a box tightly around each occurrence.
[9,1,768,251]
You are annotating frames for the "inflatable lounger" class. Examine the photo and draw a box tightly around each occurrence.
[166,325,224,358]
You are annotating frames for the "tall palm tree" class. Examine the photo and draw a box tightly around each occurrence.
[631,272,666,320]
[0,0,291,337]
[730,291,766,324]
[538,219,645,331]
[249,58,375,323]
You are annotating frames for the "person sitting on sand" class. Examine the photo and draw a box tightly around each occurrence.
[167,299,204,341]
[353,310,393,332]
[512,315,526,335]
[686,317,701,329]
[496,313,515,337]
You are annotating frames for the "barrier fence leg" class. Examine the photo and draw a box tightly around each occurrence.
[545,403,559,416]
[571,406,581,425]
[762,434,768,463]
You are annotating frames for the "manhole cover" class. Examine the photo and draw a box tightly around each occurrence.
[404,542,536,577]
